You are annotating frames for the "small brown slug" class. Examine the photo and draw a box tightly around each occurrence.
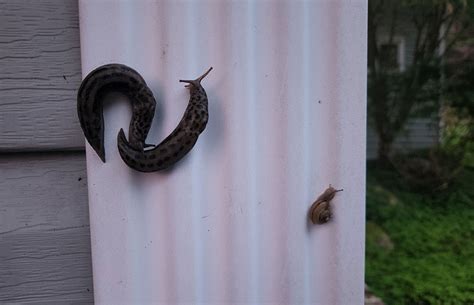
[309,185,343,224]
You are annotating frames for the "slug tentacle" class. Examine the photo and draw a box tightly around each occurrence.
[179,67,213,89]
[117,67,212,172]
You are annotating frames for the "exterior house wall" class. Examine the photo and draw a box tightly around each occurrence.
[0,0,437,303]
[0,0,93,303]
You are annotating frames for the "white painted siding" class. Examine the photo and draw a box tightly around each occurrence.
[80,1,366,304]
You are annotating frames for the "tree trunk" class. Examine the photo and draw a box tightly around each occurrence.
[377,134,393,167]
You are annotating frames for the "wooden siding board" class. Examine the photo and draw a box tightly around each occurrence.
[0,0,84,152]
[0,152,93,304]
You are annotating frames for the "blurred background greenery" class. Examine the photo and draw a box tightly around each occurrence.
[366,1,474,304]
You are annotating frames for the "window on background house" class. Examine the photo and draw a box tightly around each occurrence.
[379,43,398,70]
[378,37,405,72]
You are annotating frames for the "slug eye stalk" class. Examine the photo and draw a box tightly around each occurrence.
[179,67,213,88]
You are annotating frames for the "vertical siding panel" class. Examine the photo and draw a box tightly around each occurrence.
[80,1,367,304]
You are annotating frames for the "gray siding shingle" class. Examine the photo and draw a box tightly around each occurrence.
[0,0,83,152]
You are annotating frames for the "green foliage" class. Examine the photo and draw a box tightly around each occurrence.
[391,147,464,192]
[445,61,474,120]
[440,107,473,153]
[366,166,474,305]
[463,141,474,167]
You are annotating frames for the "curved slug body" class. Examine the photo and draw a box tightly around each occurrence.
[77,64,156,162]
[77,63,212,172]
[117,68,212,172]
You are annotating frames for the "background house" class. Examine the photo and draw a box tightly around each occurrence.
[366,8,440,160]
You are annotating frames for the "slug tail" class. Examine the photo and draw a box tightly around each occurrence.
[90,137,106,162]
[77,86,106,162]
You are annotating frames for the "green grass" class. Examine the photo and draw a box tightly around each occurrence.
[365,166,474,305]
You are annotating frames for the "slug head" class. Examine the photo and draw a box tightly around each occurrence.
[179,67,213,93]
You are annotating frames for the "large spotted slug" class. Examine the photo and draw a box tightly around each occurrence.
[117,67,212,172]
[77,63,212,172]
